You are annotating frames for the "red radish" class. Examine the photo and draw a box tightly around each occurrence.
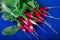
[20,23,33,34]
[28,19,37,25]
[28,19,34,33]
[39,7,48,17]
[19,18,28,25]
[25,12,33,18]
[42,7,48,10]
[28,26,34,34]
[33,9,43,20]
[25,12,38,19]
[29,18,43,24]
[20,25,32,40]
[42,13,48,17]
[39,8,44,11]
[28,19,46,32]
[20,26,26,32]
[39,7,48,11]
[39,9,60,20]
[28,19,32,27]
[19,18,34,33]
[19,18,34,34]
[24,25,33,34]
[40,6,60,10]
[38,18,43,23]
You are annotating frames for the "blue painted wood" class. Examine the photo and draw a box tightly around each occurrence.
[0,0,60,40]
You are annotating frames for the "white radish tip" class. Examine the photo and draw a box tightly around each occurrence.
[29,26,33,29]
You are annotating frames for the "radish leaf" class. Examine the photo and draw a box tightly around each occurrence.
[2,25,20,36]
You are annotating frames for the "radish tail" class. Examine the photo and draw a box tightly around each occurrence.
[29,19,46,32]
[43,10,60,20]
[43,19,58,34]
[34,30,46,40]
[32,33,38,40]
[47,16,60,20]
[24,32,32,40]
[36,24,46,32]
[47,6,60,9]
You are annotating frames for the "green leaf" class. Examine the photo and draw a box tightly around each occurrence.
[35,1,39,10]
[0,1,2,12]
[3,0,19,7]
[2,12,16,22]
[21,0,31,3]
[2,3,21,18]
[17,0,21,9]
[12,8,21,18]
[2,3,12,13]
[19,10,27,20]
[12,7,27,20]
[27,1,35,8]
[30,10,34,16]
[2,25,20,36]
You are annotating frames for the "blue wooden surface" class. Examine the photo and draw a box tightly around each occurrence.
[0,0,60,40]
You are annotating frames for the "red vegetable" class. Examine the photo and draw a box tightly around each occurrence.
[28,19,37,25]
[39,7,48,17]
[23,19,34,34]
[39,7,48,11]
[25,12,33,18]
[28,19,34,32]
[20,26,26,32]
[38,18,43,23]
[42,13,48,17]
[33,9,43,20]
[39,8,43,11]
[24,25,33,34]
[42,7,48,10]
[19,18,28,25]
[28,19,32,27]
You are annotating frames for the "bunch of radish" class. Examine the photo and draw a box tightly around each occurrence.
[1,0,58,37]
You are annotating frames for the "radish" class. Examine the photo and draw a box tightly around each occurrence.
[19,18,28,25]
[28,19,46,40]
[36,9,58,34]
[19,18,44,40]
[42,13,48,17]
[24,25,33,34]
[35,10,58,34]
[33,9,43,20]
[40,9,60,20]
[28,19,37,25]
[29,19,46,32]
[39,6,60,11]
[25,12,33,18]
[20,25,32,40]
[28,19,34,31]
[25,12,39,20]
[27,19,39,40]
[38,18,43,23]
[21,19,34,34]
[19,18,34,34]
[39,7,48,11]
[20,26,26,32]
[42,7,48,11]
